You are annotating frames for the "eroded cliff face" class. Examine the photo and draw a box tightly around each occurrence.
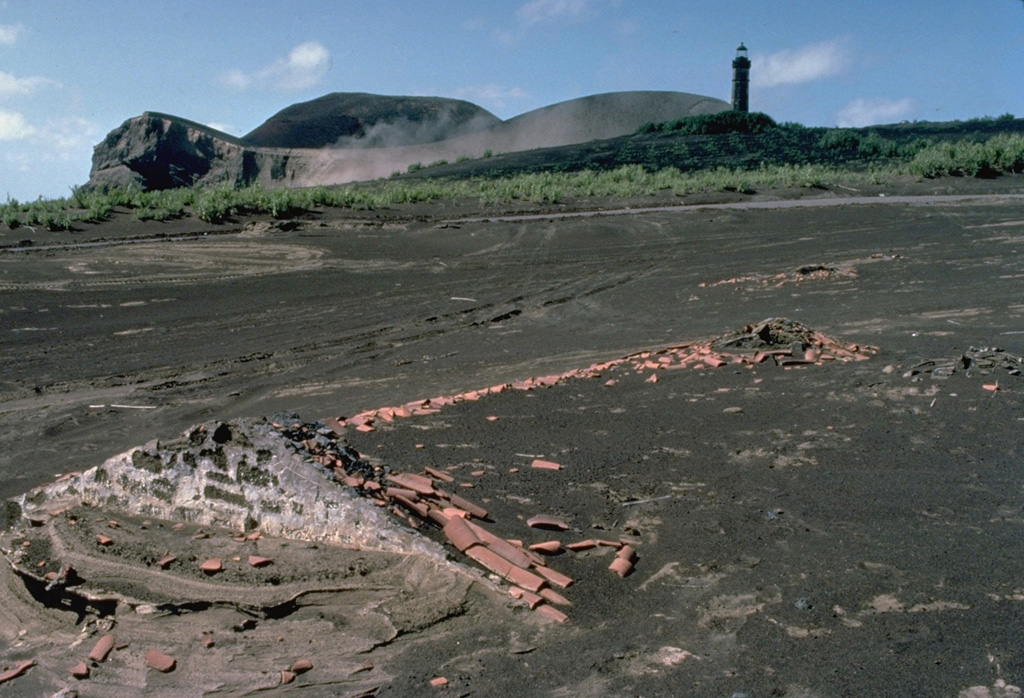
[85,113,300,192]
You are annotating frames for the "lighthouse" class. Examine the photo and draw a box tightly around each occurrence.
[732,43,750,112]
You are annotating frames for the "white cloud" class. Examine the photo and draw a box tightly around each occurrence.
[219,40,331,92]
[516,0,590,26]
[0,22,22,45]
[0,70,61,96]
[836,97,914,127]
[217,68,251,90]
[0,109,34,139]
[754,39,851,88]
[498,0,603,43]
[453,84,530,111]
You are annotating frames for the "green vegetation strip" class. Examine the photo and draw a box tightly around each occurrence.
[3,130,1023,232]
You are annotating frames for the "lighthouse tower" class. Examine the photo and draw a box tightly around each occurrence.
[731,43,750,112]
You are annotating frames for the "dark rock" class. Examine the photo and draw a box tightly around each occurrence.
[85,112,289,192]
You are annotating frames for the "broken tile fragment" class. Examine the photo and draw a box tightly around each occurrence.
[387,472,435,495]
[88,634,115,662]
[144,649,176,673]
[535,604,569,623]
[465,544,514,577]
[442,517,479,552]
[530,459,561,470]
[429,676,449,687]
[96,534,114,546]
[566,539,597,551]
[199,558,222,575]
[280,670,296,685]
[391,493,429,518]
[155,555,177,569]
[69,660,89,679]
[448,493,488,519]
[0,659,35,685]
[528,540,562,554]
[504,565,547,592]
[609,557,633,577]
[424,466,454,482]
[248,555,273,568]
[290,658,313,674]
[385,486,419,500]
[513,587,544,609]
[533,565,573,589]
[465,522,535,568]
[539,588,572,606]
[616,544,637,562]
[526,515,568,531]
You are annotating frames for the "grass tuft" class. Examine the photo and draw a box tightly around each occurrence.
[2,129,1023,233]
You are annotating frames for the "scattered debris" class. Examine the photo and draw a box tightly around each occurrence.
[0,659,35,685]
[526,515,569,531]
[904,346,1023,380]
[290,658,313,674]
[199,558,223,575]
[88,634,115,663]
[1,318,874,635]
[68,660,89,679]
[700,263,857,288]
[144,648,176,673]
[530,459,562,470]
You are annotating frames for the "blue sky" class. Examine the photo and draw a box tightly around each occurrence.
[1,0,1022,201]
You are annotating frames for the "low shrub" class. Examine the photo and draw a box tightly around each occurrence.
[637,111,778,136]
[908,133,1024,178]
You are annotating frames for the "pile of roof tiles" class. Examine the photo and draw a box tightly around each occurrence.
[269,422,631,623]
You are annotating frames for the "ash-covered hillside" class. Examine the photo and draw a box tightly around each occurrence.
[84,91,730,192]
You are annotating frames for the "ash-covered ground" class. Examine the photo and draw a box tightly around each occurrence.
[1,178,1024,697]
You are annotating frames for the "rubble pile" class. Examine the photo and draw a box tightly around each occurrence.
[271,422,632,623]
[903,346,1024,380]
[700,263,857,288]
